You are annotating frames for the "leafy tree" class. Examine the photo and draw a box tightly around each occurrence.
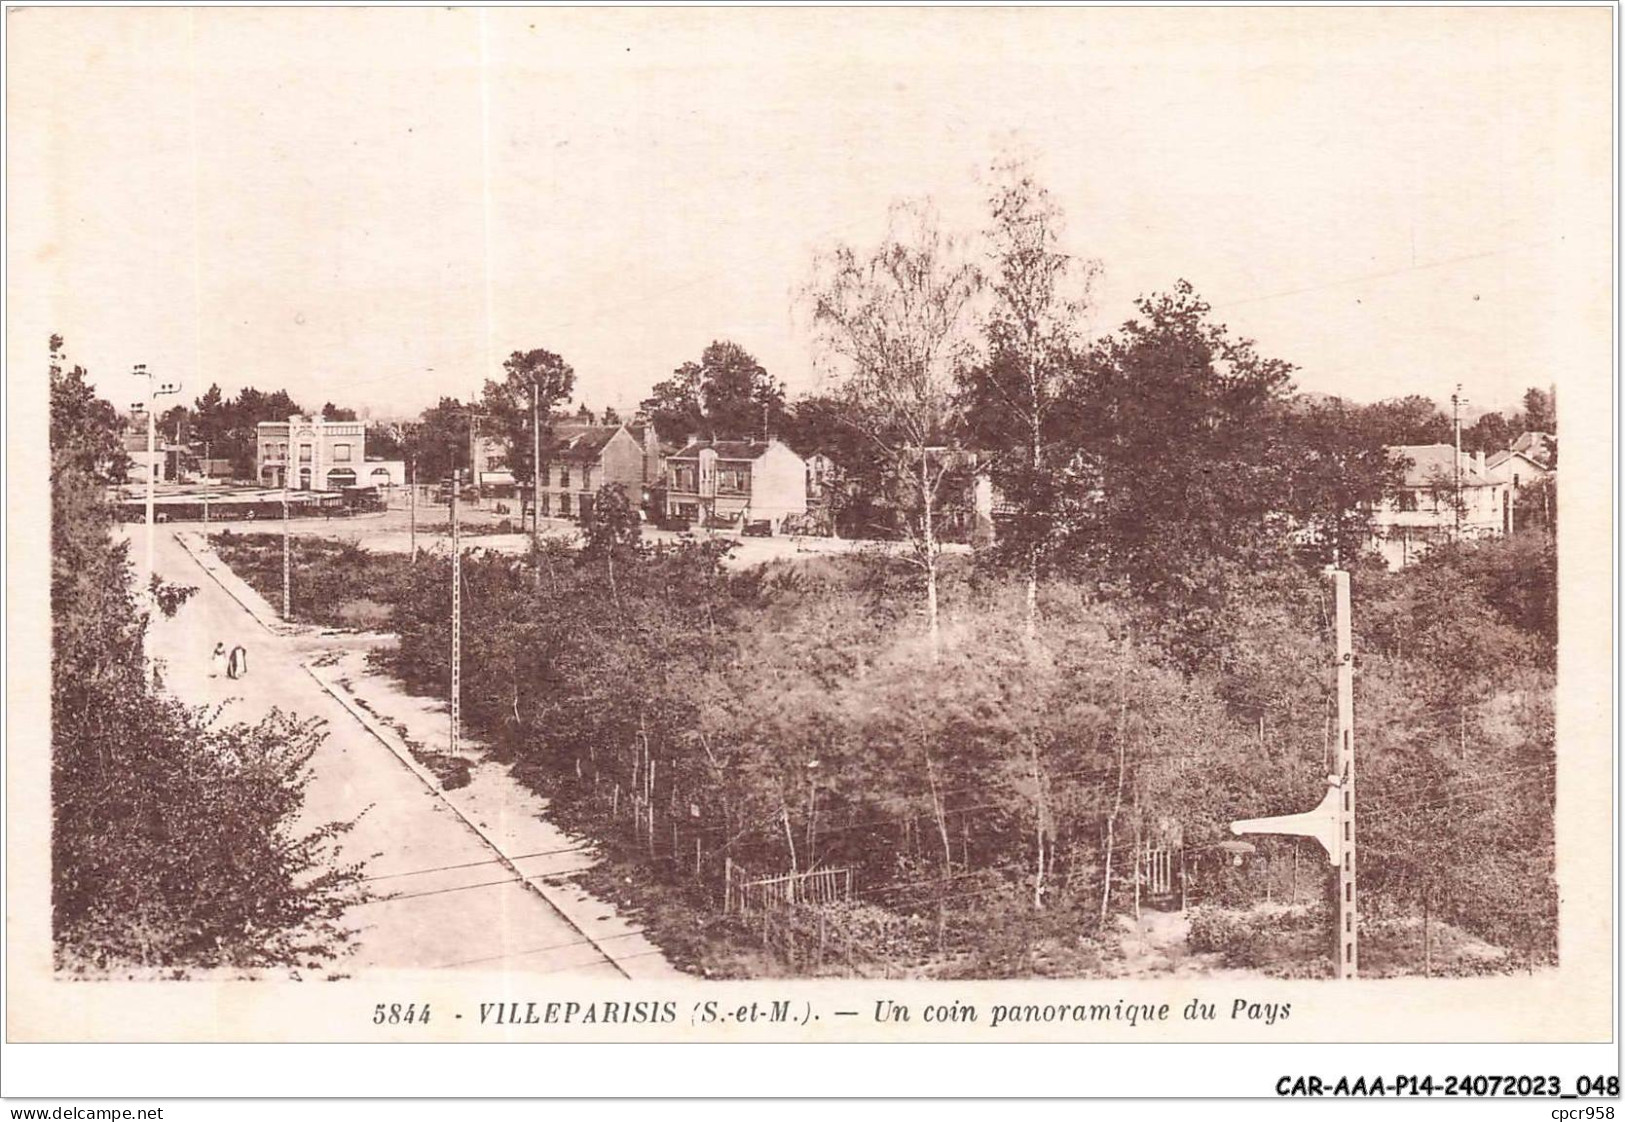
[779,393,879,532]
[50,341,364,973]
[1359,395,1452,446]
[960,153,1099,634]
[700,341,786,439]
[580,483,644,594]
[601,406,622,425]
[158,403,191,446]
[321,402,358,422]
[1521,386,1555,433]
[641,341,786,442]
[365,423,405,462]
[1277,397,1402,566]
[480,348,576,486]
[413,396,477,483]
[640,360,705,443]
[805,199,983,657]
[49,336,127,484]
[210,385,307,480]
[1463,410,1515,455]
[1054,280,1297,661]
[191,383,227,459]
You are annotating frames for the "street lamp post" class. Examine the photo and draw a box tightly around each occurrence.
[131,364,180,592]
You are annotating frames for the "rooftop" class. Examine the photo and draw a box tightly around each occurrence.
[668,439,775,461]
[1388,443,1498,488]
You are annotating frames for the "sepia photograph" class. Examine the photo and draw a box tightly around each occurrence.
[3,2,1616,1103]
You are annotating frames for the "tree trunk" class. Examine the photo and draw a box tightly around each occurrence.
[1026,395,1041,640]
[921,451,940,661]
[1029,738,1046,910]
[1101,649,1130,927]
[1026,545,1039,642]
[782,806,798,874]
[924,748,952,948]
[1423,883,1432,977]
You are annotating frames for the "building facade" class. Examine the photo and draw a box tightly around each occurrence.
[664,439,808,531]
[536,424,648,521]
[256,415,369,490]
[1369,443,1510,569]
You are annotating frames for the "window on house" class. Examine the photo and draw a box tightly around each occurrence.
[1397,491,1417,512]
[299,444,313,463]
[582,467,591,490]
[560,493,571,517]
[540,493,551,516]
[560,465,572,488]
[334,444,352,462]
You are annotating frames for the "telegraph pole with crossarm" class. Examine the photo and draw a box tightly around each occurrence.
[1230,567,1358,978]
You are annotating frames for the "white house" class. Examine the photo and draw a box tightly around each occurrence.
[1485,431,1553,493]
[664,439,808,531]
[1370,444,1509,569]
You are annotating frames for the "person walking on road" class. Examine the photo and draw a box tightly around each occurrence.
[227,644,248,680]
[210,642,227,679]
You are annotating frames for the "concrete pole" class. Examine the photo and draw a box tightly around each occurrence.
[1451,386,1464,540]
[450,472,462,756]
[282,483,291,620]
[132,364,178,592]
[532,381,542,560]
[145,396,158,586]
[1331,568,1358,978]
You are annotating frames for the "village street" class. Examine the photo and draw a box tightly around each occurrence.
[134,524,670,977]
[178,497,967,567]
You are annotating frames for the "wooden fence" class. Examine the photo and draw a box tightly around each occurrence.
[725,859,853,915]
[1141,845,1176,897]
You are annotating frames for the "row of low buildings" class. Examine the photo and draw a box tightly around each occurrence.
[470,423,820,531]
[235,413,1553,561]
[246,414,825,533]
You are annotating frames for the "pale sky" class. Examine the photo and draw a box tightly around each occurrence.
[7,7,1612,420]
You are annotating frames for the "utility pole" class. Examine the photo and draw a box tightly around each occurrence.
[532,380,543,564]
[131,365,181,591]
[282,481,292,620]
[409,451,418,558]
[468,413,480,511]
[1230,567,1357,978]
[1331,567,1357,978]
[1451,384,1465,539]
[450,469,462,757]
[201,440,211,528]
[444,406,481,756]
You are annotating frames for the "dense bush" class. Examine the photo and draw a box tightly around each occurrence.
[206,483,1556,976]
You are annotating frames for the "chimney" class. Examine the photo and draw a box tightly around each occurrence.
[1475,450,1486,475]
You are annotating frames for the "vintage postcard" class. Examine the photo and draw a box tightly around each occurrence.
[3,3,1616,1099]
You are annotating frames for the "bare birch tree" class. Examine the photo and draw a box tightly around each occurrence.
[805,199,982,660]
[963,152,1099,638]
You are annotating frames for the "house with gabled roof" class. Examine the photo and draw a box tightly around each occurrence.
[536,423,648,522]
[663,438,807,532]
[1369,443,1510,569]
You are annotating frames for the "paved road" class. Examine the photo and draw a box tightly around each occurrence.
[139,527,624,976]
